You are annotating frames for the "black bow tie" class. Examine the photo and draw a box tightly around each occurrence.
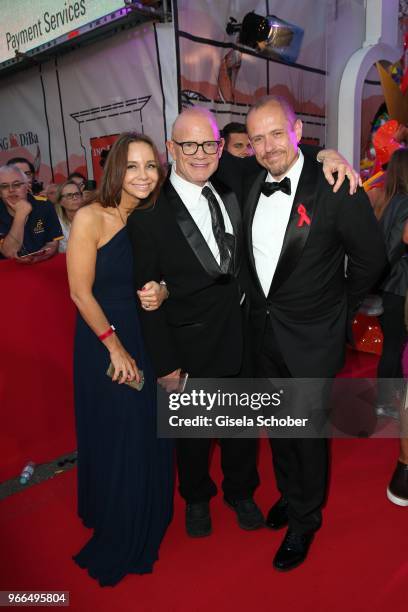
[260,176,291,197]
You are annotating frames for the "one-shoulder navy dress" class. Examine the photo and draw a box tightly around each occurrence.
[73,227,173,586]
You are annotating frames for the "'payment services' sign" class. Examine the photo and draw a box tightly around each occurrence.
[0,0,125,64]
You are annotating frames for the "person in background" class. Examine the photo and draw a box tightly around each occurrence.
[221,122,254,158]
[45,183,59,205]
[82,179,97,204]
[376,148,408,418]
[387,279,408,507]
[373,148,408,507]
[55,180,84,253]
[0,164,63,262]
[6,156,45,200]
[68,172,87,192]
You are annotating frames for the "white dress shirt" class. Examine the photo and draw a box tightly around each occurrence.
[252,150,304,296]
[170,164,233,265]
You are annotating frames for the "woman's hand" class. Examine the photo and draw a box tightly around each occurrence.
[109,345,141,385]
[137,280,168,311]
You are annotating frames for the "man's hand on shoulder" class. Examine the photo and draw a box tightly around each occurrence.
[317,149,362,195]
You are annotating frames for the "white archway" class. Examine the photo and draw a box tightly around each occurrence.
[337,44,400,166]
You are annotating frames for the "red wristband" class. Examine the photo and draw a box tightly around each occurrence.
[98,324,115,341]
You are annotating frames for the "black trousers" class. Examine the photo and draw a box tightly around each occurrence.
[377,292,406,403]
[176,437,259,504]
[256,318,328,535]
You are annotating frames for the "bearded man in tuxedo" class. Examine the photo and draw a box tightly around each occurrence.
[243,95,387,570]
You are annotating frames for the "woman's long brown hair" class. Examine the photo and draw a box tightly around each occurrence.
[377,147,408,219]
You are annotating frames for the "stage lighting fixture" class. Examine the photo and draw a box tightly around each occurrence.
[237,12,304,64]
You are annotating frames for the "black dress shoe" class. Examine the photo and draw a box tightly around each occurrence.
[266,497,289,530]
[224,498,264,530]
[186,502,212,537]
[387,461,408,506]
[273,529,314,571]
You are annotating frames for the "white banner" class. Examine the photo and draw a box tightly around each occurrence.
[0,23,168,184]
[0,0,124,63]
[0,66,53,183]
[54,26,168,180]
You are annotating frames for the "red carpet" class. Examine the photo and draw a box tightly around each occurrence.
[2,274,403,611]
[0,438,406,612]
[0,255,76,482]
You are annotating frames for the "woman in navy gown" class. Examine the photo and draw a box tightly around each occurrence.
[67,133,173,586]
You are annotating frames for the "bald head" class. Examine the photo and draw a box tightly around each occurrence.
[171,107,220,140]
[167,106,223,186]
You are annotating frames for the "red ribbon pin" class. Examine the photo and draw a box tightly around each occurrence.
[296,204,311,227]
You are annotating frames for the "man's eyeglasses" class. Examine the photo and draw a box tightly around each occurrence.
[173,140,221,155]
[61,192,82,201]
[0,181,26,191]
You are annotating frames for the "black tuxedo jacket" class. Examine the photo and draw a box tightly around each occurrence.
[127,176,245,377]
[242,155,388,377]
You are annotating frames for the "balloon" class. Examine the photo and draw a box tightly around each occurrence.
[372,119,400,172]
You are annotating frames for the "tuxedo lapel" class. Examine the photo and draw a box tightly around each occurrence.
[244,168,268,296]
[163,179,223,280]
[268,155,319,296]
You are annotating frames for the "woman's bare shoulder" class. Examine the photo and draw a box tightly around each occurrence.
[76,202,105,219]
[74,203,108,228]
